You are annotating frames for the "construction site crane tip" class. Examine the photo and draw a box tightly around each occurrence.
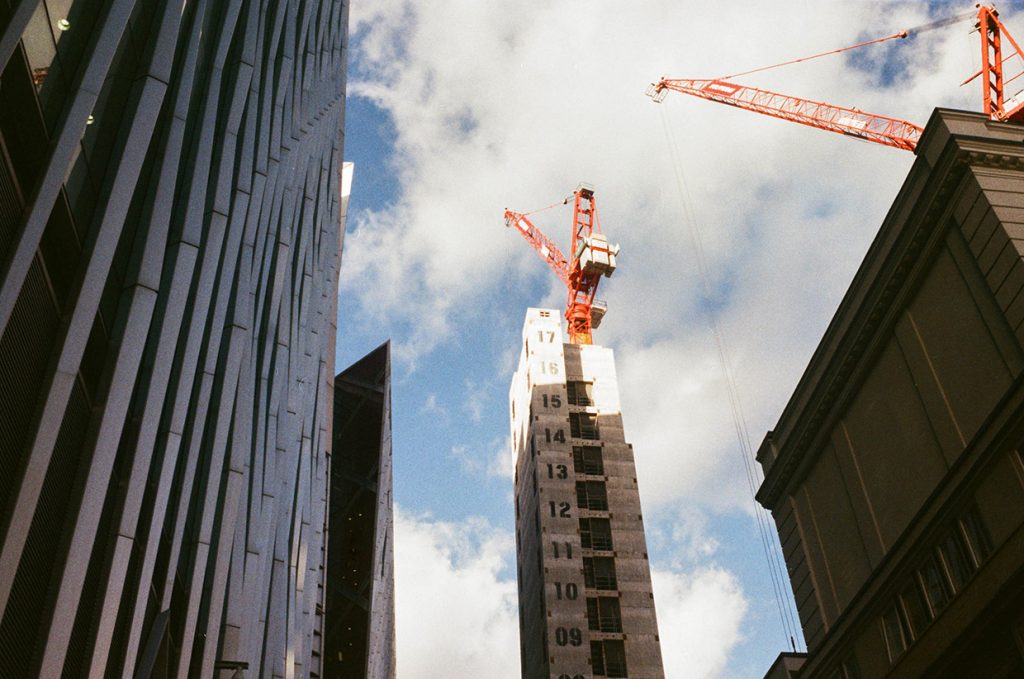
[649,4,1024,152]
[505,185,619,345]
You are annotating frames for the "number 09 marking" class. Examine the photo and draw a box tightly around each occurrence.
[554,627,583,646]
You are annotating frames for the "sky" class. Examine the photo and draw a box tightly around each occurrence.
[336,1,1024,676]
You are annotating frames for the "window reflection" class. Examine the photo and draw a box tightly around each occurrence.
[19,0,102,133]
[22,4,56,88]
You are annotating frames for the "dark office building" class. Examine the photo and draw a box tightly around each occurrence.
[0,0,349,676]
[757,109,1024,678]
[325,342,396,679]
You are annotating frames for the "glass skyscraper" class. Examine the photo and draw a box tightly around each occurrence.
[0,0,349,675]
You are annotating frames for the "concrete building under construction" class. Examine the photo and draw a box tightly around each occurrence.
[511,308,665,679]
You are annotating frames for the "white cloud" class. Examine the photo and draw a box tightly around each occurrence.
[446,436,514,479]
[447,443,482,475]
[652,567,749,679]
[648,506,721,565]
[393,509,520,678]
[419,392,447,419]
[341,0,989,508]
[487,435,516,480]
[394,508,748,678]
[463,378,486,422]
[347,1,1006,672]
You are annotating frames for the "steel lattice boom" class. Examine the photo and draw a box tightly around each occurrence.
[648,78,923,151]
[504,209,570,287]
[649,5,1024,153]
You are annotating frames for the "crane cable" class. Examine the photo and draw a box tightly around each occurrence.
[657,105,803,651]
[521,198,570,216]
[717,9,977,81]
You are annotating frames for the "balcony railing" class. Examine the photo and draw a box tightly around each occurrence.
[589,616,623,633]
[589,574,618,590]
[604,658,627,677]
[585,534,613,551]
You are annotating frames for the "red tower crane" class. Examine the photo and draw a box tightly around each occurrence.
[505,183,619,345]
[647,4,1024,152]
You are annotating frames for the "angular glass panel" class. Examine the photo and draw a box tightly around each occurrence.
[22,4,57,89]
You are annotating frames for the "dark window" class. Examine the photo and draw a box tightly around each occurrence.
[572,445,604,475]
[938,529,974,592]
[591,641,605,676]
[899,580,930,639]
[591,640,627,677]
[569,412,598,439]
[583,557,617,590]
[881,507,995,666]
[580,518,613,551]
[959,508,992,567]
[881,604,908,661]
[567,381,594,406]
[919,554,950,617]
[576,480,608,511]
[827,655,861,679]
[586,597,623,633]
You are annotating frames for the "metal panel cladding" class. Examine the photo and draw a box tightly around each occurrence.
[0,0,349,676]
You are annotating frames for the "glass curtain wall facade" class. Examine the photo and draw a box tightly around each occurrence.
[0,0,349,676]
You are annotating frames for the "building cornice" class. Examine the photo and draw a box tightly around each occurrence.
[757,109,1024,508]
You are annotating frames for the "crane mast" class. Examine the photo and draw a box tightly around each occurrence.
[505,184,619,345]
[975,4,1024,121]
[649,4,1024,152]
